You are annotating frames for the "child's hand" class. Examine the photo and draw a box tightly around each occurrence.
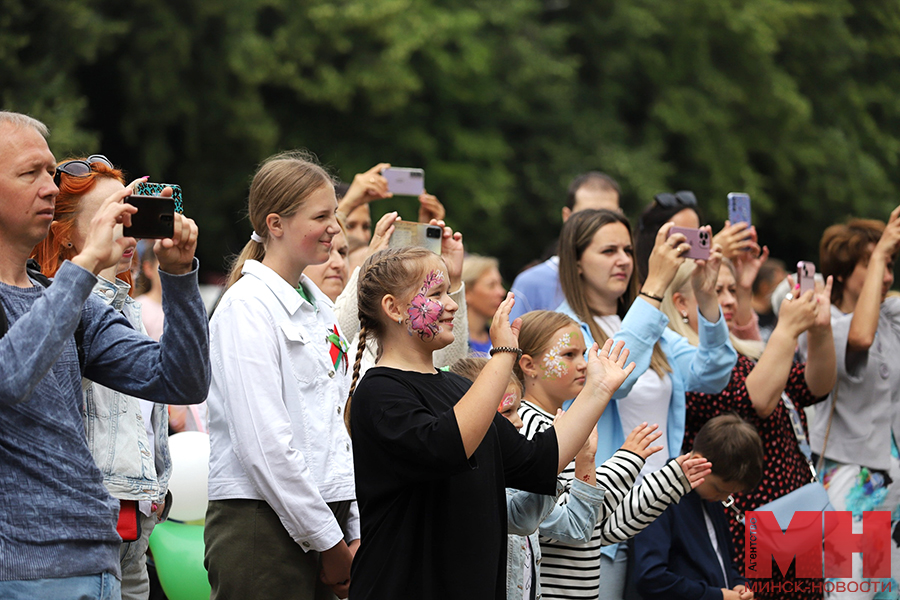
[586,339,636,399]
[621,422,663,459]
[489,292,521,349]
[734,584,754,600]
[676,453,713,489]
[551,408,564,427]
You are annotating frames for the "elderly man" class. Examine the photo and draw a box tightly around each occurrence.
[0,111,210,600]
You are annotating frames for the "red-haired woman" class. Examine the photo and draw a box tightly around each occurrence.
[31,156,192,600]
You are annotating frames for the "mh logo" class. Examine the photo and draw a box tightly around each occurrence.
[745,511,891,578]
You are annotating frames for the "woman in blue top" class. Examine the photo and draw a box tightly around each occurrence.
[556,209,737,600]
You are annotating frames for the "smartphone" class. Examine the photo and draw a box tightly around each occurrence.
[383,167,425,196]
[124,195,176,239]
[668,226,711,260]
[727,192,751,226]
[135,182,183,214]
[388,221,442,254]
[798,261,816,297]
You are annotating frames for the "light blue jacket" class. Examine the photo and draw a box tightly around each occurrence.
[559,298,736,560]
[83,276,173,502]
[506,479,605,600]
[559,298,736,464]
[509,257,564,321]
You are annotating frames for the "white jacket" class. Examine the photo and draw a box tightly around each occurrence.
[207,260,358,552]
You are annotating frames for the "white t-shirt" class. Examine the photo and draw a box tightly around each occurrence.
[594,315,673,476]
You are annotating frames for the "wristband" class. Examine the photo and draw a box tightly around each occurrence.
[489,346,523,361]
[640,291,664,303]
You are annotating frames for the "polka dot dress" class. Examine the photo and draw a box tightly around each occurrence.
[684,355,827,600]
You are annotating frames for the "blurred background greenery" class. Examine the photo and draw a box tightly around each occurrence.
[3,0,899,282]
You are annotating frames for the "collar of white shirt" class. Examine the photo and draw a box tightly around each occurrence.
[241,259,333,316]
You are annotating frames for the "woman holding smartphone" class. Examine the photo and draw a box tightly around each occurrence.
[555,209,737,600]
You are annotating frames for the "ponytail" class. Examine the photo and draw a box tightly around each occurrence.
[345,323,369,435]
[225,238,266,291]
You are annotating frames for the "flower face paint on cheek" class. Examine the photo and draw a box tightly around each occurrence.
[540,332,575,380]
[406,269,445,341]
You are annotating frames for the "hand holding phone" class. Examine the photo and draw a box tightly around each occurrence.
[387,221,442,254]
[668,226,711,260]
[382,168,425,196]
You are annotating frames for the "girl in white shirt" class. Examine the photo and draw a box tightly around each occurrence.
[205,151,357,600]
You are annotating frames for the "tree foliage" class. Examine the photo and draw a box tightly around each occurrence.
[2,0,899,280]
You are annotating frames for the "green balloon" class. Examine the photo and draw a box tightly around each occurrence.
[149,521,211,600]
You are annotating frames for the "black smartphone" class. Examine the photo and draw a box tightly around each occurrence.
[123,195,175,239]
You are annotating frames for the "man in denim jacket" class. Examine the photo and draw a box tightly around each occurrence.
[0,111,210,600]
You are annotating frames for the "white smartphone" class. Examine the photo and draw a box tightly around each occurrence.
[388,221,442,254]
[383,167,425,196]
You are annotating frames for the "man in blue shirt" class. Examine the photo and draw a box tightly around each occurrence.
[0,111,210,599]
[509,171,621,320]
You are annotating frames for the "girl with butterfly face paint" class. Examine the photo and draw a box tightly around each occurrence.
[346,245,638,600]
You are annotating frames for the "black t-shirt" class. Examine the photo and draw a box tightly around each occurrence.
[349,367,559,600]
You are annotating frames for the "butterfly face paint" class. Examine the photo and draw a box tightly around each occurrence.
[540,332,575,380]
[407,269,445,341]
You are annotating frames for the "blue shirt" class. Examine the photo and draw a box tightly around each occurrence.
[509,257,564,321]
[0,259,210,581]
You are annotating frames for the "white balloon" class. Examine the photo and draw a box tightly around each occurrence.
[166,431,210,522]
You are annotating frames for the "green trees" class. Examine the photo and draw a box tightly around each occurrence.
[3,0,898,277]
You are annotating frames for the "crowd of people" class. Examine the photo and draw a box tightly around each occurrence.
[0,108,898,600]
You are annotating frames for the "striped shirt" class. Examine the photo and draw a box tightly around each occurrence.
[519,401,692,600]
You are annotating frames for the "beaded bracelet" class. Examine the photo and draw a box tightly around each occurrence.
[490,346,523,361]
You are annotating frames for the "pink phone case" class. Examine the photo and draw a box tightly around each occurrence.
[798,261,815,296]
[668,226,711,260]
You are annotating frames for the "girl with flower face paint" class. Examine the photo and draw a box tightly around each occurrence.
[346,245,640,600]
[514,310,713,600]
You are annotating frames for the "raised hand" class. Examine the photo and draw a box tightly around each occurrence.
[365,211,400,260]
[586,339,637,400]
[675,453,713,489]
[691,233,724,322]
[429,218,464,292]
[337,163,392,217]
[641,222,688,297]
[71,179,140,275]
[155,211,199,275]
[620,422,663,459]
[812,275,834,330]
[874,205,900,259]
[489,292,522,349]
[712,220,755,260]
[774,282,817,338]
[733,243,769,292]
[418,192,445,223]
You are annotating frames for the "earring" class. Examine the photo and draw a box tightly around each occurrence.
[65,242,73,248]
[398,317,403,325]
[681,311,689,324]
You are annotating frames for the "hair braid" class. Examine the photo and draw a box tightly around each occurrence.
[345,323,370,435]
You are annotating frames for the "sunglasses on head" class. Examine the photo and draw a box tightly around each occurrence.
[653,190,698,209]
[54,154,114,186]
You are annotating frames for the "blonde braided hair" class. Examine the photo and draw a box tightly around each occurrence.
[344,246,439,434]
